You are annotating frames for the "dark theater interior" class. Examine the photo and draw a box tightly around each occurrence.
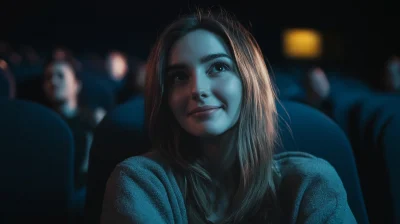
[1,0,399,223]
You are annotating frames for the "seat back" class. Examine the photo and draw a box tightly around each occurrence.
[348,94,400,223]
[277,101,369,224]
[79,75,116,111]
[0,99,75,223]
[84,95,150,224]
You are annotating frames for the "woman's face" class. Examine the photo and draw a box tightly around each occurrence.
[43,62,80,103]
[167,29,243,138]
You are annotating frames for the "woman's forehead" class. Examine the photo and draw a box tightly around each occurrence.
[168,29,232,66]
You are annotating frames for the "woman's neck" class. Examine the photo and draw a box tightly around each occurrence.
[200,129,237,182]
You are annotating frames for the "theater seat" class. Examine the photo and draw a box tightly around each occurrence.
[0,99,75,223]
[276,101,369,224]
[348,94,400,223]
[84,95,150,224]
[79,75,116,111]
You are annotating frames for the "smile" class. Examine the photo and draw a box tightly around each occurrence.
[189,107,221,119]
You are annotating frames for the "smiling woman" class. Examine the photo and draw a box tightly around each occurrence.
[101,8,356,224]
[167,29,242,138]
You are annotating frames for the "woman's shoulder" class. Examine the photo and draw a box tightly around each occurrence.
[102,150,188,223]
[274,151,338,180]
[274,151,344,194]
[116,150,173,176]
[274,151,356,223]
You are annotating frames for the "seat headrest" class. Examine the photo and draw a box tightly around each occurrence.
[79,76,116,111]
[90,94,149,161]
[277,101,352,159]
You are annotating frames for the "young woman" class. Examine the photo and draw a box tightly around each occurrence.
[101,10,356,223]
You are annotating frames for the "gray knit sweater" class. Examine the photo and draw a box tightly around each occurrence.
[101,151,356,223]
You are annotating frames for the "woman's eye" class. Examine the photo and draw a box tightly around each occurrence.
[175,73,187,81]
[167,71,188,84]
[55,72,64,79]
[209,62,229,74]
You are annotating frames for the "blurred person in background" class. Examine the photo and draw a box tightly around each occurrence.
[0,59,16,99]
[105,51,129,92]
[303,67,333,115]
[52,46,82,72]
[116,60,147,104]
[21,45,42,65]
[42,59,105,189]
[52,47,71,61]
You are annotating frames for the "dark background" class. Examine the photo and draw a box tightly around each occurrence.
[1,0,399,86]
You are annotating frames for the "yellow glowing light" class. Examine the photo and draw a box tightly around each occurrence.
[283,29,322,59]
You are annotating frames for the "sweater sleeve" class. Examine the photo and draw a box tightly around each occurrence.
[100,154,187,224]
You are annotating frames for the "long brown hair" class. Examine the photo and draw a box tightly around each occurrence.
[145,9,280,223]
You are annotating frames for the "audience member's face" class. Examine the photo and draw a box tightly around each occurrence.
[106,53,128,80]
[167,29,242,138]
[43,62,80,103]
[0,59,7,71]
